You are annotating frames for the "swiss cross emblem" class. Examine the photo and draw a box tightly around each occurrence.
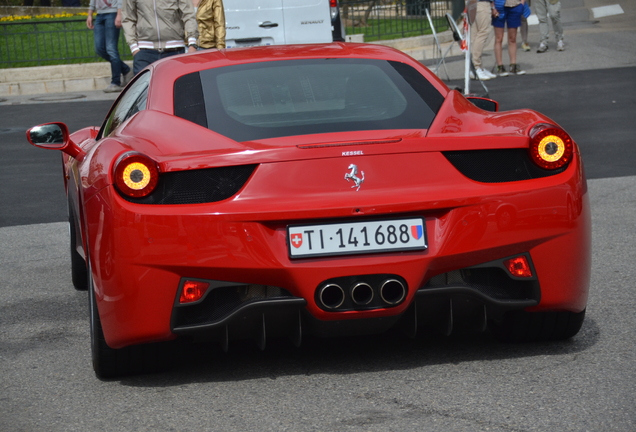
[291,233,303,248]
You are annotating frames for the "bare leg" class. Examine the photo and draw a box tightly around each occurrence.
[494,27,505,65]
[507,27,518,64]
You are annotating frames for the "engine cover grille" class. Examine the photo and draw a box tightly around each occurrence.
[120,164,257,204]
[443,149,567,183]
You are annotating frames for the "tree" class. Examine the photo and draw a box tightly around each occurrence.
[340,0,380,27]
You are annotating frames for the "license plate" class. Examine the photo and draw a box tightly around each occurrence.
[287,218,427,258]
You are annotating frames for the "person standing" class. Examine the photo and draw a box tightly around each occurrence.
[535,0,564,52]
[87,0,133,93]
[193,0,226,49]
[492,0,526,76]
[471,0,498,81]
[520,0,531,51]
[122,0,198,75]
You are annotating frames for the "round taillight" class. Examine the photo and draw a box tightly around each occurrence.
[528,123,574,170]
[113,153,159,198]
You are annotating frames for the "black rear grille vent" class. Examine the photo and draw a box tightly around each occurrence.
[422,267,538,302]
[173,284,297,328]
[443,149,567,183]
[120,164,257,204]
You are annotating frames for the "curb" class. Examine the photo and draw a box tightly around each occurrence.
[0,61,132,96]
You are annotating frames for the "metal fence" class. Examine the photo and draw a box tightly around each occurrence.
[1,0,452,68]
[1,18,132,68]
[341,0,451,41]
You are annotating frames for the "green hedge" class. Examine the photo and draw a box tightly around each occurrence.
[1,0,90,7]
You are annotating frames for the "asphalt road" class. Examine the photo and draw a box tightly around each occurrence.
[447,66,636,181]
[0,100,114,228]
[1,180,635,431]
[1,68,635,431]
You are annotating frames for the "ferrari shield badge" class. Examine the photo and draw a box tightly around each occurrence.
[344,164,364,191]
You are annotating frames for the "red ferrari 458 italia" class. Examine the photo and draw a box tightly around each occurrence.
[27,43,590,378]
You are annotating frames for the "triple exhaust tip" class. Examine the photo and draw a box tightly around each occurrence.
[318,279,406,310]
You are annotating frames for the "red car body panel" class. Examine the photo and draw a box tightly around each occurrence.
[32,43,590,353]
[83,154,588,348]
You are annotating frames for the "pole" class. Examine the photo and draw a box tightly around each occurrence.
[464,14,471,95]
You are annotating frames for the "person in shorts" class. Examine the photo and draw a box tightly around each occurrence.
[492,0,526,76]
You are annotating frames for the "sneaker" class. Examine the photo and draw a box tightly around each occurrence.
[537,43,548,53]
[509,64,526,75]
[484,68,497,78]
[475,68,493,81]
[557,40,565,51]
[122,69,134,86]
[496,65,509,77]
[103,83,123,93]
[521,42,531,52]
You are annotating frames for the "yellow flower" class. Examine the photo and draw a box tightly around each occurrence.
[0,12,87,22]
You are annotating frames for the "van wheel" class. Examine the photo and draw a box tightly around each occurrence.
[489,309,586,343]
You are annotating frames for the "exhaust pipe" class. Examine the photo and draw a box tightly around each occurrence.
[318,283,345,310]
[380,279,406,305]
[350,282,374,305]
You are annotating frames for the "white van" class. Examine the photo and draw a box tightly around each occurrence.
[224,0,345,48]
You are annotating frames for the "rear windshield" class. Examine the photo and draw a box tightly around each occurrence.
[174,58,444,142]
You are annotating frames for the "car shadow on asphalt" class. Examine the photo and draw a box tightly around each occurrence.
[114,317,600,386]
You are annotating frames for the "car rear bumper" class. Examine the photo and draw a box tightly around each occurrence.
[85,155,590,349]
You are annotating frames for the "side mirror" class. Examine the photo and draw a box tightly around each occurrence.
[26,122,85,160]
[467,97,499,112]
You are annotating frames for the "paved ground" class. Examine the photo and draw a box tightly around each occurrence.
[1,1,635,430]
[427,0,636,84]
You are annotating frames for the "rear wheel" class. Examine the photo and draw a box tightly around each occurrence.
[69,209,88,291]
[489,309,586,343]
[89,268,170,378]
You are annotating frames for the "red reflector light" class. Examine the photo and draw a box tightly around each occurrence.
[528,123,574,170]
[180,280,210,304]
[504,256,533,278]
[330,0,337,6]
[113,152,159,198]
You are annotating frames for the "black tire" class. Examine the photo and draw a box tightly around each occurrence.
[69,208,88,291]
[89,269,170,379]
[489,309,586,343]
